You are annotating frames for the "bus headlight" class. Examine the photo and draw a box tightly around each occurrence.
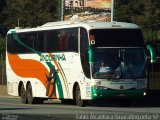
[93,85,108,90]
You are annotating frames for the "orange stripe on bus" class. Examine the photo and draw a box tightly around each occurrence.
[7,53,49,89]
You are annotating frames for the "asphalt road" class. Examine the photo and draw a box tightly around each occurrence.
[0,96,160,120]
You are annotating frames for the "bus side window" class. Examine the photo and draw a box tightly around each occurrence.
[58,33,63,51]
[14,32,36,53]
[13,33,26,53]
[69,28,78,52]
[45,30,58,52]
[52,31,58,51]
[27,32,36,52]
[58,30,69,51]
[35,31,45,52]
[57,28,78,52]
[64,32,69,51]
[7,34,13,53]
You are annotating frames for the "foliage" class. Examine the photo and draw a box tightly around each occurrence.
[115,0,160,42]
[1,0,60,29]
[0,0,60,60]
[0,35,5,60]
[0,0,5,13]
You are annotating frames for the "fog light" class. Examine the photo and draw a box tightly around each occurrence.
[143,92,146,96]
[94,93,97,96]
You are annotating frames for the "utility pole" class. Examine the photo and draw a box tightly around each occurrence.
[111,0,114,22]
[61,0,65,21]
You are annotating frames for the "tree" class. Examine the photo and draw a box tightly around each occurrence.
[1,0,60,29]
[0,0,5,13]
[115,0,160,42]
[0,0,61,62]
[0,0,6,35]
[0,35,5,60]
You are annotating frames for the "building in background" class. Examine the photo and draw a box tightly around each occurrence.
[66,0,111,9]
[65,0,86,8]
[65,0,112,21]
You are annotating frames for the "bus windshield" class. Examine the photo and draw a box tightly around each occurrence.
[92,48,146,79]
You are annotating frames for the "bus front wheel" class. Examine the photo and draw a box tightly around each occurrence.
[75,85,87,107]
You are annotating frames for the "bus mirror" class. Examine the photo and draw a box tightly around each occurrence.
[146,44,156,63]
[88,45,94,63]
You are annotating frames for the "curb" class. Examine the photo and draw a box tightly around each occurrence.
[0,95,19,99]
[0,85,19,98]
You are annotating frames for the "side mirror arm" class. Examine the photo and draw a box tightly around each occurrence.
[146,44,156,63]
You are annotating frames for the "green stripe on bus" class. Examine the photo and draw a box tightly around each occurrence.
[46,62,64,99]
[58,62,70,97]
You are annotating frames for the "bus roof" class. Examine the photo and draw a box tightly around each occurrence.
[7,20,140,34]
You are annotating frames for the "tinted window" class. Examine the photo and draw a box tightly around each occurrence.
[7,35,13,53]
[80,27,90,78]
[89,29,144,47]
[68,28,78,52]
[20,32,36,53]
[45,30,58,52]
[7,27,79,54]
[57,28,78,52]
[12,33,26,53]
[35,31,45,52]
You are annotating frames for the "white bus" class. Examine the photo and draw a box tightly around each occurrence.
[6,20,147,107]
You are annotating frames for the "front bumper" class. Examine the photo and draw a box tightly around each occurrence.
[91,87,146,100]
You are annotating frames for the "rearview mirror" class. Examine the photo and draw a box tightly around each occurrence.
[88,45,94,63]
[146,44,156,63]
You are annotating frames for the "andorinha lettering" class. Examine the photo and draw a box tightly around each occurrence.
[40,54,66,61]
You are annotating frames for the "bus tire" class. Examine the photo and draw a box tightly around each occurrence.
[26,83,36,104]
[20,84,27,104]
[75,85,87,107]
